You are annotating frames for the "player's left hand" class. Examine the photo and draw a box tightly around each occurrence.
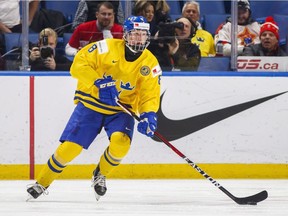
[137,112,157,137]
[95,76,119,106]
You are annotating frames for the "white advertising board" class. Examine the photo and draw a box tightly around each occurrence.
[237,56,288,72]
[0,75,288,165]
[0,77,30,164]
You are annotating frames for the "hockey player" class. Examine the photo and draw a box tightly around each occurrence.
[27,16,162,201]
[214,0,261,56]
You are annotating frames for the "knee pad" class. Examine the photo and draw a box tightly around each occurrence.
[54,141,83,165]
[109,132,131,159]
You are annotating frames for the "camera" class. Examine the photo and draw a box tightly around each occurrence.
[157,22,184,44]
[40,46,54,59]
[40,34,54,59]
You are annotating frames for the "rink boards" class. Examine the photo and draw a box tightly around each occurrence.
[0,73,287,179]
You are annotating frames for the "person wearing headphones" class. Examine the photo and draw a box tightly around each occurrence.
[182,1,216,57]
[149,16,201,71]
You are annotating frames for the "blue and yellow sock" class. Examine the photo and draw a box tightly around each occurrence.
[99,132,131,176]
[36,141,83,188]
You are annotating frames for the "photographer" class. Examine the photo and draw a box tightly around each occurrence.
[30,28,72,71]
[149,17,200,71]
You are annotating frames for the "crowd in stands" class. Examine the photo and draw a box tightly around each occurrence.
[0,0,287,71]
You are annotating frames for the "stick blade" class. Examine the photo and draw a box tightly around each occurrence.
[234,190,268,205]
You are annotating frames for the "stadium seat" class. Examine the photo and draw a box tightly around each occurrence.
[63,33,74,61]
[203,14,230,35]
[273,1,288,15]
[44,0,79,23]
[3,33,39,70]
[63,33,73,46]
[274,14,288,44]
[198,57,230,71]
[249,1,285,20]
[170,14,181,22]
[4,33,21,53]
[167,0,182,17]
[28,33,39,45]
[4,33,39,52]
[198,0,226,16]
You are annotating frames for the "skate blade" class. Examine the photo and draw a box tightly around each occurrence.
[94,192,101,201]
[26,194,34,202]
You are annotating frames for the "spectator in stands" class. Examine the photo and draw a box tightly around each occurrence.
[65,1,123,56]
[134,1,155,22]
[215,0,260,56]
[243,17,287,56]
[29,28,72,71]
[0,0,40,54]
[72,0,124,31]
[0,0,39,33]
[134,1,157,36]
[134,0,171,36]
[150,17,201,71]
[150,0,171,24]
[182,1,216,57]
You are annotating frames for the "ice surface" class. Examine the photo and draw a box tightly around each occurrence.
[0,179,287,216]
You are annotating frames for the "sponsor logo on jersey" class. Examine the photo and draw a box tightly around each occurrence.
[96,40,108,54]
[152,91,287,142]
[152,65,162,77]
[140,66,150,76]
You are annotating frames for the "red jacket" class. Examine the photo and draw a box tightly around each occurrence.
[68,20,123,49]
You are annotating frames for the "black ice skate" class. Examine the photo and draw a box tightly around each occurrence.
[26,182,48,201]
[91,166,107,201]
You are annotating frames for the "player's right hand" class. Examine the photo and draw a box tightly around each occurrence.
[95,76,119,106]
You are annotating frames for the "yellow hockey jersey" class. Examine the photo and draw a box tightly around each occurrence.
[192,29,216,57]
[70,39,162,115]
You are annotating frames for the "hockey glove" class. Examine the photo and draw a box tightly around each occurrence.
[95,76,119,106]
[137,112,157,137]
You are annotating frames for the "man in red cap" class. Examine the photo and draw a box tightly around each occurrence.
[243,16,287,56]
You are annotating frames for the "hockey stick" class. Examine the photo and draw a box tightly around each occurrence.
[116,100,268,205]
